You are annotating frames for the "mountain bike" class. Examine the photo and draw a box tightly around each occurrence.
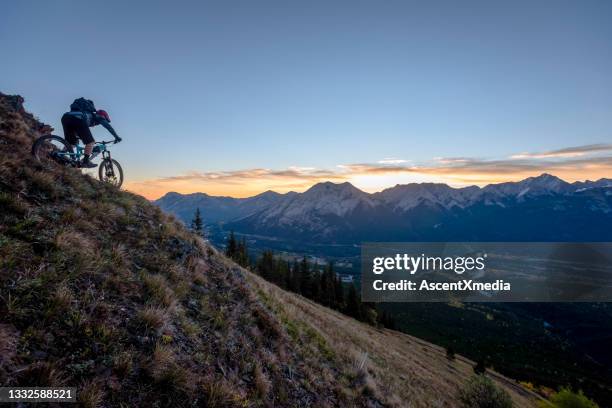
[32,135,124,188]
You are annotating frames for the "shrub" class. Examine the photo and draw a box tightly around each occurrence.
[474,359,487,374]
[541,387,599,408]
[459,375,513,408]
[446,345,455,360]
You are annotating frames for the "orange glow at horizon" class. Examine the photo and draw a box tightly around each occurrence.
[125,165,612,200]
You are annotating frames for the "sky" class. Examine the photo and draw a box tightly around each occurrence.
[2,0,611,199]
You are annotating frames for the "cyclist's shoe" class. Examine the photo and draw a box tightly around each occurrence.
[80,157,97,169]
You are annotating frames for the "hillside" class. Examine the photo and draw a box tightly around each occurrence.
[0,93,537,407]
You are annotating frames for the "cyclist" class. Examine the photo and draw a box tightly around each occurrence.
[61,98,122,168]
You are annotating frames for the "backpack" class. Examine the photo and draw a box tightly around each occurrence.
[70,97,96,113]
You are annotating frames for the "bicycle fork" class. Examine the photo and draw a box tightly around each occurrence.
[101,151,115,178]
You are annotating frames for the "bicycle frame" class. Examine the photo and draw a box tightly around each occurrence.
[56,141,112,164]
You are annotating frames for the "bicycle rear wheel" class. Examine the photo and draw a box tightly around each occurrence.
[98,158,123,188]
[32,135,74,164]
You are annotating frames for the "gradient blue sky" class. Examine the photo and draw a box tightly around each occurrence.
[2,0,611,198]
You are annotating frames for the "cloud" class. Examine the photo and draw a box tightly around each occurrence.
[432,157,473,164]
[510,144,612,159]
[339,155,612,185]
[377,158,409,164]
[345,156,612,174]
[125,166,347,199]
[126,143,612,199]
[150,167,343,184]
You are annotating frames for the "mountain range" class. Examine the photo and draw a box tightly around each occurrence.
[155,174,612,243]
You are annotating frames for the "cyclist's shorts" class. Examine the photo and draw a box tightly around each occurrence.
[61,113,95,145]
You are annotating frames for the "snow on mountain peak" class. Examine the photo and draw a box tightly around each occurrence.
[376,183,479,211]
[263,182,375,222]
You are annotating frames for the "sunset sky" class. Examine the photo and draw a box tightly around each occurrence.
[2,1,611,199]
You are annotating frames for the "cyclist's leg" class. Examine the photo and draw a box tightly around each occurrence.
[74,119,96,161]
[61,113,79,147]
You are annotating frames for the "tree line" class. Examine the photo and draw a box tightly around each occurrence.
[223,229,395,329]
[191,210,394,328]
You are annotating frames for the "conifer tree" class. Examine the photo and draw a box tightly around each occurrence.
[334,273,344,308]
[236,237,250,267]
[320,263,335,307]
[299,257,312,298]
[190,208,204,236]
[257,250,276,281]
[225,230,237,259]
[346,283,361,320]
[289,260,301,292]
[284,260,293,290]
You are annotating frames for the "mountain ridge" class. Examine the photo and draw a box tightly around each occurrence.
[158,173,612,204]
[157,174,612,243]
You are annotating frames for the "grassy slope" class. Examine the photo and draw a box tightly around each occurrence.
[248,272,537,407]
[0,94,537,407]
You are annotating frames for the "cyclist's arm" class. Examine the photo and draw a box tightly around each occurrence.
[98,118,120,140]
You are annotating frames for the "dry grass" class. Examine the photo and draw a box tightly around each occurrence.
[78,379,105,408]
[147,343,194,394]
[142,273,176,309]
[0,323,19,368]
[136,305,169,333]
[20,361,66,387]
[24,168,59,198]
[253,361,271,399]
[49,283,74,314]
[54,230,98,260]
[0,191,28,216]
[109,244,128,268]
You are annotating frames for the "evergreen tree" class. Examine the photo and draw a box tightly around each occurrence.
[225,230,237,259]
[235,237,250,267]
[346,284,361,320]
[378,309,396,330]
[299,257,312,298]
[257,250,276,281]
[360,301,378,326]
[473,359,487,374]
[277,259,290,288]
[284,260,293,290]
[334,273,344,308]
[446,345,455,360]
[190,208,204,236]
[289,260,301,292]
[320,263,335,307]
[310,267,321,302]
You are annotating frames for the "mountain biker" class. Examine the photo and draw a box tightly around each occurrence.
[61,98,122,168]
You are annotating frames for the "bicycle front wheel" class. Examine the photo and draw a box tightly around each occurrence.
[98,158,124,188]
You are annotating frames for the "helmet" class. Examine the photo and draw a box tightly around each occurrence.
[97,110,111,122]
